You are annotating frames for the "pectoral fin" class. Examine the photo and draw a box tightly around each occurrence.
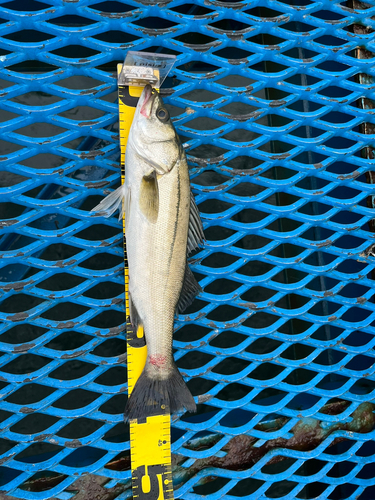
[139,170,159,223]
[91,184,126,220]
[176,262,202,314]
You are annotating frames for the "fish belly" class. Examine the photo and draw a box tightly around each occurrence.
[127,158,190,364]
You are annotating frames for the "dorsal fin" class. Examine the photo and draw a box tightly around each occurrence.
[187,192,204,255]
[176,262,202,314]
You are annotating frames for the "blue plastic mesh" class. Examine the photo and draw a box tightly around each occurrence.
[1,0,375,499]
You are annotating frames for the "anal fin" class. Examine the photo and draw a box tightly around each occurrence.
[176,262,202,314]
[129,293,142,333]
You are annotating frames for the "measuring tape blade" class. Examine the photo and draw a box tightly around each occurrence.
[117,64,174,500]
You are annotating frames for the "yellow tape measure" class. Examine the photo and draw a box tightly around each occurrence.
[117,65,174,500]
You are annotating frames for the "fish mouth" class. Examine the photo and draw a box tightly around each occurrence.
[140,84,156,119]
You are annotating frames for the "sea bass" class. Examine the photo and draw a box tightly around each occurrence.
[93,85,204,420]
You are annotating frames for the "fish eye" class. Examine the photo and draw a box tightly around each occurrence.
[156,108,169,122]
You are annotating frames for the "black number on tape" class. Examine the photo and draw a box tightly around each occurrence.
[119,86,139,107]
[127,323,146,348]
[132,464,170,500]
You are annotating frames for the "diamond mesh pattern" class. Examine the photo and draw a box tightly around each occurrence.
[1,0,375,499]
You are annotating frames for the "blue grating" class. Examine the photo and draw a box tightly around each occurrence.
[1,0,375,499]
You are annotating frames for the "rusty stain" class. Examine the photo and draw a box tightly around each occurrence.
[237,301,258,310]
[78,120,99,127]
[328,315,337,322]
[137,27,179,37]
[80,86,106,95]
[217,110,262,122]
[13,343,35,353]
[99,240,111,247]
[338,170,360,180]
[227,58,249,66]
[220,166,263,177]
[226,33,244,41]
[6,312,29,322]
[183,343,196,350]
[0,220,18,228]
[204,0,246,9]
[197,394,213,404]
[55,259,77,268]
[314,239,332,247]
[33,434,51,442]
[80,150,105,160]
[223,316,248,329]
[95,325,125,337]
[271,153,290,160]
[0,279,34,292]
[65,439,83,448]
[181,41,221,52]
[0,454,16,467]
[57,230,69,237]
[56,321,76,329]
[84,180,110,188]
[61,349,87,359]
[20,407,35,414]
[199,183,228,193]
[98,11,136,18]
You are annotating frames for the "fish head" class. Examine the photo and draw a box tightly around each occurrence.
[129,85,182,175]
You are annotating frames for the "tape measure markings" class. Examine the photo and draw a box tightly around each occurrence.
[117,64,174,500]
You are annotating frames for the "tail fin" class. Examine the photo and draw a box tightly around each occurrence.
[124,362,196,421]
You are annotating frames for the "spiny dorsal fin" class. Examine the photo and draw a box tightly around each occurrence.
[139,170,159,223]
[176,262,202,314]
[187,191,205,255]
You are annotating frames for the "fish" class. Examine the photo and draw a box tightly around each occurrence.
[92,85,204,420]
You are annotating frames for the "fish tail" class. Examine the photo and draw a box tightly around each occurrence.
[124,362,196,421]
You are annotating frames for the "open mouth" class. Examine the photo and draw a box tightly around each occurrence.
[140,85,156,118]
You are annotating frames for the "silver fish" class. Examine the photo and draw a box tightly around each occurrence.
[93,85,204,420]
